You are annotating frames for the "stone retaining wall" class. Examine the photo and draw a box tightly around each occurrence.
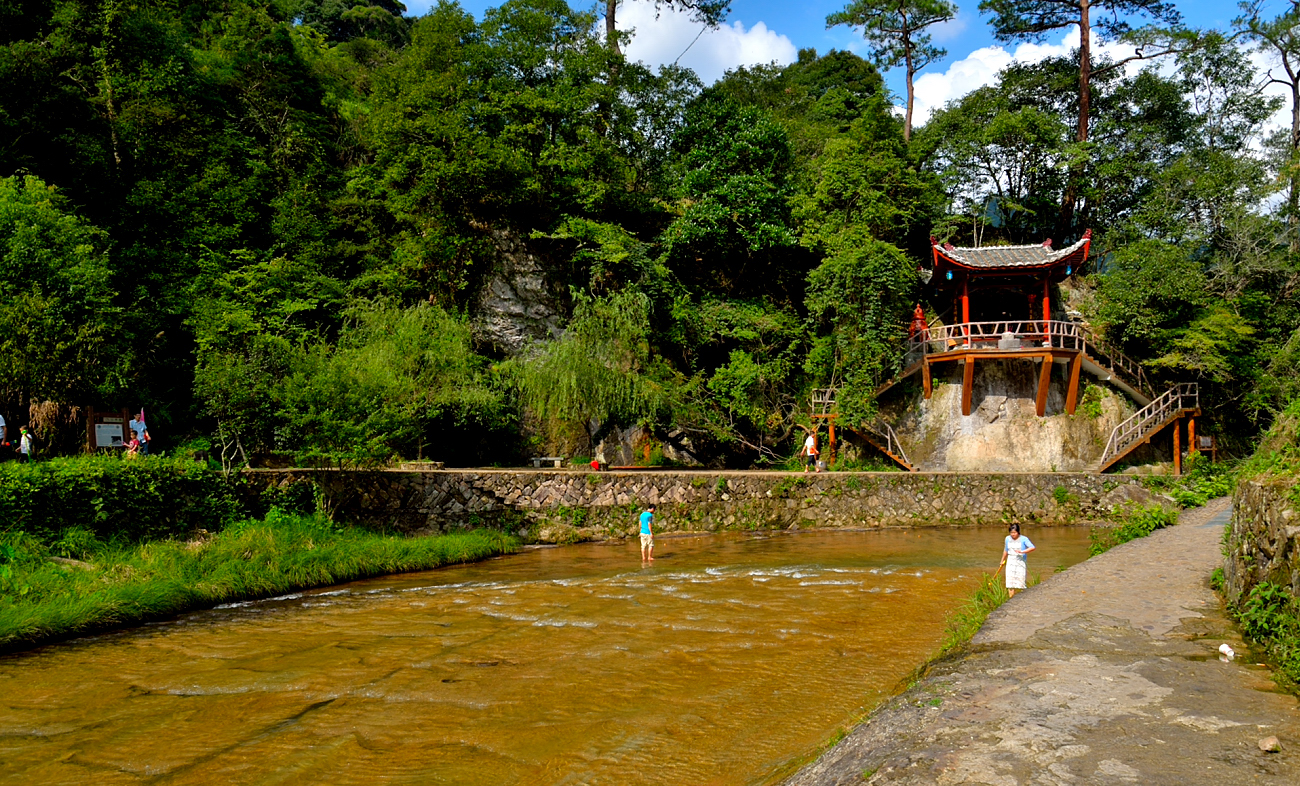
[1226,478,1300,602]
[250,469,1155,543]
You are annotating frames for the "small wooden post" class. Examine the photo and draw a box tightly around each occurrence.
[86,405,96,454]
[1064,353,1083,415]
[827,417,837,465]
[1174,420,1183,475]
[962,358,975,416]
[1035,354,1053,417]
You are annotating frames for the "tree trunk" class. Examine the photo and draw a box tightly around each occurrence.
[903,41,915,143]
[605,0,620,55]
[1059,0,1091,235]
[1290,77,1299,250]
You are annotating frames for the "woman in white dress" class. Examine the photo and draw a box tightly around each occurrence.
[997,523,1035,597]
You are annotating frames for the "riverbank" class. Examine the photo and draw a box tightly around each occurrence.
[0,511,517,654]
[247,468,1163,538]
[786,498,1300,785]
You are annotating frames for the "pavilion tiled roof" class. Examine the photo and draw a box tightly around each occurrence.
[933,234,1089,269]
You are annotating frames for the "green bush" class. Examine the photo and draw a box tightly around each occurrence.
[1235,581,1300,686]
[1089,505,1179,556]
[0,456,314,544]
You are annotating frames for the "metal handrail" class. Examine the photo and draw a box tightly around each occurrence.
[1099,383,1199,468]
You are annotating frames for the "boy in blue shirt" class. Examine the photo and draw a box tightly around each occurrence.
[640,505,656,562]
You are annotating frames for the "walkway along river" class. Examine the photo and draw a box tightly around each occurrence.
[787,499,1300,785]
[0,527,1094,785]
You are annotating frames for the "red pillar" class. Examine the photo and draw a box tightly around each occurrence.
[1042,278,1051,346]
[961,278,970,345]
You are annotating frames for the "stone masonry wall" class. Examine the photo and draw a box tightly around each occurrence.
[1226,478,1300,603]
[249,470,1156,543]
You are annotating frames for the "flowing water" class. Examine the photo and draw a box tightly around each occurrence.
[0,527,1094,785]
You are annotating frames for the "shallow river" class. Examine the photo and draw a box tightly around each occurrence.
[0,527,1094,785]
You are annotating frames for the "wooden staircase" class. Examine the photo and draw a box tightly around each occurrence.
[854,420,915,472]
[1097,383,1199,473]
[810,388,914,471]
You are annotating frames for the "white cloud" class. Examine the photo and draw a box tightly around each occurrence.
[910,27,1159,126]
[618,2,797,85]
[928,8,972,45]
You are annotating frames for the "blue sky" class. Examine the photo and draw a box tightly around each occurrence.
[400,1,1276,124]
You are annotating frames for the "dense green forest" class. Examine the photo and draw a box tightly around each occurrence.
[2,0,1299,467]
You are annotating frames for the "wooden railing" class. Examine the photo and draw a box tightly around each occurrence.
[1075,327,1155,401]
[1098,383,1199,471]
[862,420,912,470]
[904,320,1154,400]
[811,388,836,416]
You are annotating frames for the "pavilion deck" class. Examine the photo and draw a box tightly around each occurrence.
[878,319,1155,417]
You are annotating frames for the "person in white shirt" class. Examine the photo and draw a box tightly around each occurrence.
[802,431,820,473]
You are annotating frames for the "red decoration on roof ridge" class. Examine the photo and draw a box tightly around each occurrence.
[943,243,955,251]
[1041,238,1052,248]
[1083,228,1092,239]
[929,235,938,246]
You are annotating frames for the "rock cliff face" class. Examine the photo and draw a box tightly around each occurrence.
[886,360,1136,472]
[473,227,565,356]
[1226,478,1300,602]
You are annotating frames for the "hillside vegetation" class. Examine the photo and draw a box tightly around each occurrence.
[2,0,1299,467]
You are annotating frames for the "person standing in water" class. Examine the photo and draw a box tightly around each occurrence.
[997,523,1035,597]
[639,505,656,562]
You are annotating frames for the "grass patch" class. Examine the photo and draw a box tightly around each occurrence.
[1138,453,1234,508]
[0,509,517,653]
[1088,505,1178,556]
[937,572,1012,657]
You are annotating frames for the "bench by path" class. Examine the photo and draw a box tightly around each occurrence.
[787,498,1300,785]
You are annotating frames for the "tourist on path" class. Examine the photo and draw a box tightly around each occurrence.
[640,505,655,562]
[997,523,1034,597]
[802,430,820,473]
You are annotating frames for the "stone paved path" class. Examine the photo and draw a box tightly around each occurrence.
[787,498,1300,785]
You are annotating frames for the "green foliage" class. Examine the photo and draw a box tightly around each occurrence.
[280,301,505,466]
[804,237,917,423]
[0,455,289,544]
[0,175,123,406]
[1088,505,1178,556]
[825,0,957,138]
[0,512,517,653]
[1139,453,1234,508]
[1233,581,1300,687]
[938,572,1012,657]
[516,289,672,437]
[1079,384,1105,419]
